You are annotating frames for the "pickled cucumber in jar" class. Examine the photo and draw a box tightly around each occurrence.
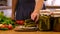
[38,14,51,31]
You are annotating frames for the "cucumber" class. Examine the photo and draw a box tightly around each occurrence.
[0,28,9,31]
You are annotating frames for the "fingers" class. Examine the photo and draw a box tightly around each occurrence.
[31,13,39,22]
[31,14,36,20]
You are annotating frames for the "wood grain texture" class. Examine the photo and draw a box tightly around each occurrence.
[0,30,60,34]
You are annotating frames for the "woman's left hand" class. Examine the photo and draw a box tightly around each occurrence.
[31,11,39,22]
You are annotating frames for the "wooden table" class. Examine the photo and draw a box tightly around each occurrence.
[0,30,60,34]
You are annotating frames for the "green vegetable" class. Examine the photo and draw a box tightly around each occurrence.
[0,11,15,30]
[0,28,9,31]
[24,19,36,27]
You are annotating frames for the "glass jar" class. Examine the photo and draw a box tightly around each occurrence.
[38,14,51,31]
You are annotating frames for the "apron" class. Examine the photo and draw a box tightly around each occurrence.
[16,0,46,20]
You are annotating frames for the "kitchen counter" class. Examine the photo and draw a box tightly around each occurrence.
[0,30,60,34]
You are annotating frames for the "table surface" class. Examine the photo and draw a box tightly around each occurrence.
[0,30,60,34]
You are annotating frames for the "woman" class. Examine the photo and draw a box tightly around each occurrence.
[12,0,44,23]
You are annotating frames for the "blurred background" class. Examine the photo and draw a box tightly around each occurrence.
[0,0,12,17]
[0,0,60,17]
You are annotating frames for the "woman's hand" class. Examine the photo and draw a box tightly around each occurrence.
[31,0,44,22]
[31,11,39,22]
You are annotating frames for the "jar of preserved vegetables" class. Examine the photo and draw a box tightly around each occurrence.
[51,13,60,32]
[38,14,51,31]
